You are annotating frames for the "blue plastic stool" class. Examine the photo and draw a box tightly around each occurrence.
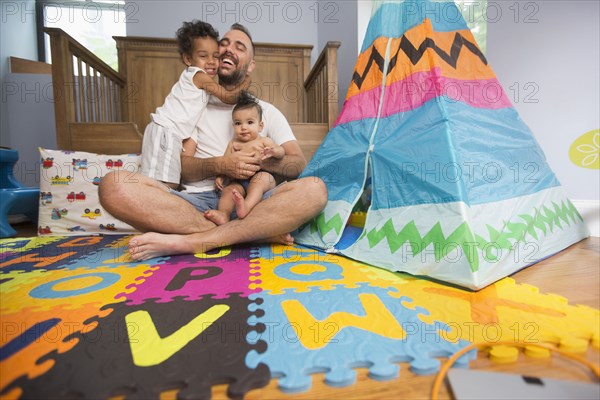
[0,148,40,238]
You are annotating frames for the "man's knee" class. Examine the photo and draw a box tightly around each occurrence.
[312,178,328,207]
[98,171,124,211]
[297,177,328,209]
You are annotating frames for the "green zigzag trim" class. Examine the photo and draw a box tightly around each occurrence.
[474,200,583,263]
[360,199,583,273]
[367,220,479,271]
[310,212,344,236]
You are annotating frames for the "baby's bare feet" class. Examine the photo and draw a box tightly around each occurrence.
[204,209,229,226]
[232,189,249,219]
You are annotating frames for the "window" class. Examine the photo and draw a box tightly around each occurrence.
[37,0,125,70]
[455,0,488,54]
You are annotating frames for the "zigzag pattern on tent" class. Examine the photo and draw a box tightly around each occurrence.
[307,197,583,274]
[340,20,510,126]
[350,29,488,91]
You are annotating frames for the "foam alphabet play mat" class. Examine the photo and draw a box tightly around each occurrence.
[1,235,598,398]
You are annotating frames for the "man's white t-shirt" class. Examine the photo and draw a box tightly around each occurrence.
[151,66,209,140]
[181,96,296,193]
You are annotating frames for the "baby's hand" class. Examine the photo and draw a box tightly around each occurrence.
[261,147,274,160]
[261,146,284,160]
[215,176,225,191]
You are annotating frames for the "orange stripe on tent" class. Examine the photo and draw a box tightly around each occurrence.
[349,37,389,99]
[347,22,495,100]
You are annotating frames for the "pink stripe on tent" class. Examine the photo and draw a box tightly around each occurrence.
[336,68,512,126]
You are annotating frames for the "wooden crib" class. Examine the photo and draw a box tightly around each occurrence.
[44,28,340,161]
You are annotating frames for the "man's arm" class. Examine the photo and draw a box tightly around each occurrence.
[180,138,260,181]
[257,102,307,179]
[260,140,307,179]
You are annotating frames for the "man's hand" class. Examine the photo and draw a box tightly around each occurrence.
[221,149,260,179]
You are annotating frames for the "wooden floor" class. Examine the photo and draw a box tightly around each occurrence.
[7,223,600,399]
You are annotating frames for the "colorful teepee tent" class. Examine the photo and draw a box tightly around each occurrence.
[295,0,589,289]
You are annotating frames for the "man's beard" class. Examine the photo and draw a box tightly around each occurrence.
[218,66,247,87]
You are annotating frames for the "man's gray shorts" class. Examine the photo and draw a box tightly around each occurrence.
[170,185,280,216]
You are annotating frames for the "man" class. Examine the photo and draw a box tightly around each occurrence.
[99,23,327,260]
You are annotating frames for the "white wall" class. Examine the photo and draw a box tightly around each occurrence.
[5,73,57,187]
[0,0,47,188]
[487,0,599,200]
[316,1,359,108]
[0,0,38,148]
[125,0,319,60]
[487,0,599,234]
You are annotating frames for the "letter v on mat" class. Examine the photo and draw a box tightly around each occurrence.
[126,305,230,366]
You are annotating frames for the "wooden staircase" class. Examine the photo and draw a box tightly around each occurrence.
[44,28,340,160]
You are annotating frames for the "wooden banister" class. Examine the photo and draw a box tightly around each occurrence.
[304,41,340,129]
[44,28,128,150]
[47,29,125,83]
[44,28,74,149]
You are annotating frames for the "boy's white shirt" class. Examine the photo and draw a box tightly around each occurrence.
[150,66,208,140]
[182,96,296,193]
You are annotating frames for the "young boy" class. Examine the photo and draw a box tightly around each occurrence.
[204,92,285,225]
[140,20,249,189]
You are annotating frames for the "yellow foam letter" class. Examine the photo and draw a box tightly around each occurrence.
[126,304,229,366]
[281,293,405,350]
[194,246,232,259]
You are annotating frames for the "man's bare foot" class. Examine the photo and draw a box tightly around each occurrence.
[261,232,295,246]
[274,233,294,246]
[128,232,194,261]
[204,209,229,225]
[232,189,249,219]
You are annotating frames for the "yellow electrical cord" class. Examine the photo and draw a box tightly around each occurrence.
[431,341,600,400]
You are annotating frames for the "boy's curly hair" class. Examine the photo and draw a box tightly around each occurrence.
[176,20,219,57]
[233,91,263,121]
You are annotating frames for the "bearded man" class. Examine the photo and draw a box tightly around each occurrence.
[99,23,327,259]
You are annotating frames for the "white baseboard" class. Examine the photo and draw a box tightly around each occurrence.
[573,199,600,237]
